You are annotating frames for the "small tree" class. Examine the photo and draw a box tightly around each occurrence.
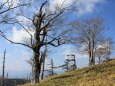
[104,38,114,60]
[95,38,114,63]
[47,59,56,76]
[95,47,104,64]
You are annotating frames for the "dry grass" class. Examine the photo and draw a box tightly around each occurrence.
[18,60,115,86]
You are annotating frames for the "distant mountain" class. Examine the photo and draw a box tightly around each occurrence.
[0,79,30,86]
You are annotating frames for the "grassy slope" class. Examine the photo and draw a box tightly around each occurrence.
[19,60,115,86]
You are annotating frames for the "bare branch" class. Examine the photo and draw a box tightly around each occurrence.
[0,3,28,15]
[16,20,33,47]
[0,31,32,49]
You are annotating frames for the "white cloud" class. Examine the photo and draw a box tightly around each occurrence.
[9,26,34,43]
[50,0,106,15]
[0,51,30,73]
[6,59,31,71]
[50,0,74,10]
[61,45,88,59]
[77,0,105,15]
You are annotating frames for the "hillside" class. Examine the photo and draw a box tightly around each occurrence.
[19,60,115,86]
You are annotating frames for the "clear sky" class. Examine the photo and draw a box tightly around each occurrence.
[0,0,115,78]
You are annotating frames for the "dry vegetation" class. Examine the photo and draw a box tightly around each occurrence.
[19,60,115,86]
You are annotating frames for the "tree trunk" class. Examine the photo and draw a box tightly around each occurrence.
[31,27,41,83]
[90,34,95,66]
[88,36,93,66]
[89,51,92,66]
[98,55,101,64]
[91,50,95,66]
[41,53,45,80]
[89,49,95,66]
[31,51,40,83]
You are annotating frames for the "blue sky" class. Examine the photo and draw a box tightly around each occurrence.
[0,0,115,78]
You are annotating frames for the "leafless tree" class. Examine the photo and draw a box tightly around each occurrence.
[69,18,106,66]
[103,38,114,60]
[95,47,104,64]
[95,37,114,63]
[0,0,77,83]
[47,59,57,76]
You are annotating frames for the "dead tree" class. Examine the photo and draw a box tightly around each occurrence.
[63,59,69,72]
[6,72,8,79]
[67,54,77,70]
[2,49,6,86]
[47,59,57,76]
[61,54,77,72]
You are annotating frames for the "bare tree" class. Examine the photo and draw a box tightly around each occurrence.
[0,1,77,83]
[95,37,114,63]
[103,38,114,60]
[95,47,104,64]
[47,59,57,76]
[69,18,106,66]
